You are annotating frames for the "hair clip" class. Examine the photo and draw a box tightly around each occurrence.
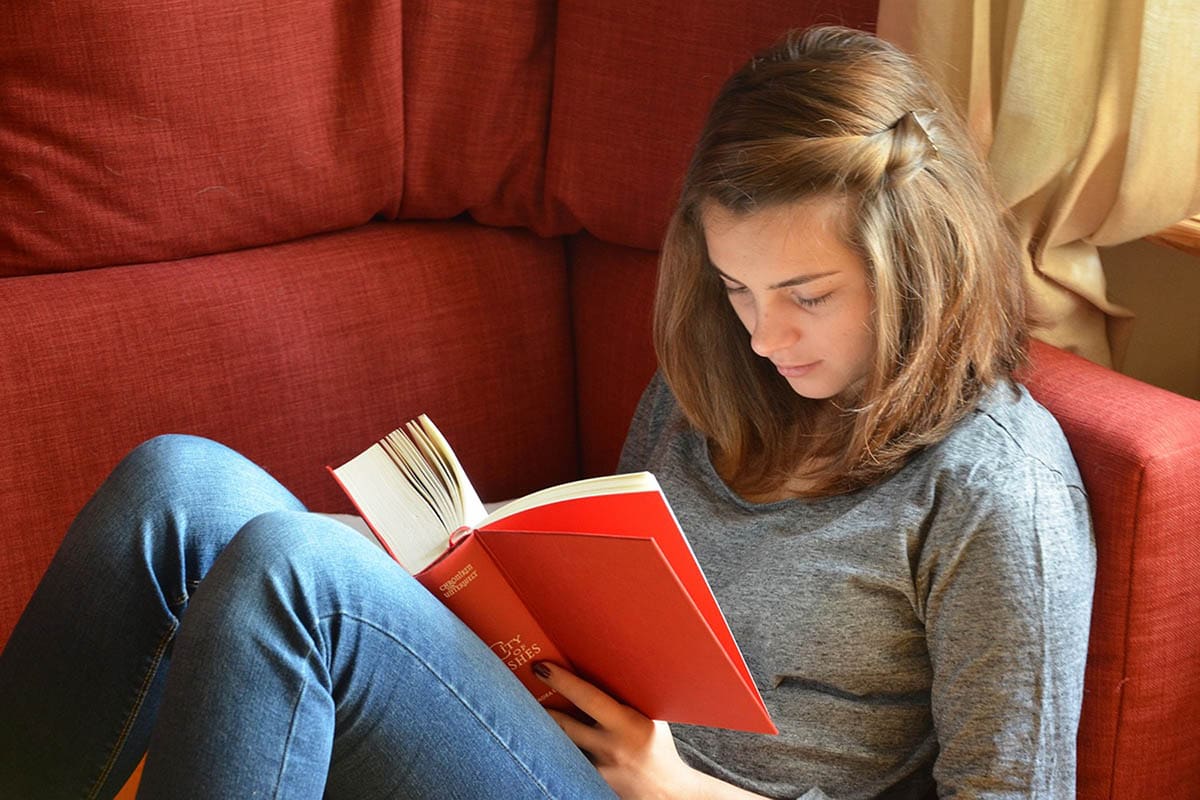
[906,109,940,161]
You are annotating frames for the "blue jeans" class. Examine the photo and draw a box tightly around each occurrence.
[0,435,617,799]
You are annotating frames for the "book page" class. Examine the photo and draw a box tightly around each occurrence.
[481,472,659,526]
[414,415,487,527]
[382,426,456,532]
[331,445,451,571]
[331,415,489,574]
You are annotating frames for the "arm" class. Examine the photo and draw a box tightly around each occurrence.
[919,461,1094,797]
[535,662,772,800]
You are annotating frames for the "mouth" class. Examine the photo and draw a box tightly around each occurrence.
[774,361,820,378]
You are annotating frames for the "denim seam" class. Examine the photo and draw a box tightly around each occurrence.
[274,678,309,800]
[321,612,558,799]
[86,619,177,800]
[173,580,200,607]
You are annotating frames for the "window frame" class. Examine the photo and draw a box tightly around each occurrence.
[1148,216,1200,257]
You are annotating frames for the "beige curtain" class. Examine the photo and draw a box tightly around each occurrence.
[878,0,1200,367]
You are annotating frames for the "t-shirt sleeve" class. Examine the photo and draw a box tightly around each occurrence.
[917,458,1095,798]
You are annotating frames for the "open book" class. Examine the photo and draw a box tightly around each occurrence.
[329,415,776,735]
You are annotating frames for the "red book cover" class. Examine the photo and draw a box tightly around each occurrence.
[474,491,774,733]
[415,533,574,713]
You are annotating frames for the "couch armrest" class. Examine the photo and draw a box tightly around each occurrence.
[1023,340,1200,799]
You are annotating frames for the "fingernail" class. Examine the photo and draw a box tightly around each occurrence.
[532,662,551,679]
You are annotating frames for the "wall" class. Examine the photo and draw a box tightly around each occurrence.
[1103,239,1200,400]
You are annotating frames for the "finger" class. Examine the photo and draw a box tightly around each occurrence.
[545,708,608,754]
[534,662,633,730]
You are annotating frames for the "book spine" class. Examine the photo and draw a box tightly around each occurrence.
[416,533,574,713]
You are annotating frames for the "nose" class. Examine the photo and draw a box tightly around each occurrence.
[749,302,799,358]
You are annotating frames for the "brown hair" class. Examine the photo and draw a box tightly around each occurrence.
[654,26,1028,498]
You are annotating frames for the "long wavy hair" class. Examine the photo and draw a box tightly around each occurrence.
[654,26,1028,498]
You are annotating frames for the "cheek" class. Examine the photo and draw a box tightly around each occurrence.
[830,299,875,362]
[847,303,877,364]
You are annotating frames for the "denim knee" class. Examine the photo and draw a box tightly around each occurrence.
[198,510,418,624]
[60,434,308,611]
[115,434,251,500]
[182,510,392,649]
[125,433,232,466]
[213,510,382,588]
[106,434,305,518]
[220,510,334,568]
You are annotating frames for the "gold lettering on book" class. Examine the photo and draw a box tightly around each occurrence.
[438,563,478,597]
[489,634,543,671]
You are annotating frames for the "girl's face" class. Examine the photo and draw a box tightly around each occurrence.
[702,197,876,400]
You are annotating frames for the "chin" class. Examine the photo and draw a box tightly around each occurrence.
[785,378,843,400]
[784,370,867,402]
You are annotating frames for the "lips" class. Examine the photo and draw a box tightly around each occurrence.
[774,361,820,378]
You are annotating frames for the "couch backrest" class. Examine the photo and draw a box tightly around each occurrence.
[545,2,879,251]
[1,1,879,275]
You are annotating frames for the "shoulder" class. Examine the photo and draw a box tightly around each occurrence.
[908,381,1093,588]
[924,380,1085,496]
[898,381,1091,567]
[618,372,690,473]
[632,371,678,423]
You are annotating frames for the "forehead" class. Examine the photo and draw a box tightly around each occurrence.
[700,196,860,277]
[702,195,847,234]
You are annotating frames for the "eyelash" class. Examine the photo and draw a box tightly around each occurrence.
[792,292,831,308]
[721,284,831,309]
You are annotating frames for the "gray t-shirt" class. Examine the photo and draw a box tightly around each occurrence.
[617,374,1095,800]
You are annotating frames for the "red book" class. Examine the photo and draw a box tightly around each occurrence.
[329,415,776,735]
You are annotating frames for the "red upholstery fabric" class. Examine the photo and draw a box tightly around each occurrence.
[399,0,572,234]
[569,234,659,476]
[1024,340,1200,799]
[0,2,405,275]
[547,0,879,250]
[0,222,578,647]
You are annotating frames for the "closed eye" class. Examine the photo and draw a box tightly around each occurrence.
[793,291,832,308]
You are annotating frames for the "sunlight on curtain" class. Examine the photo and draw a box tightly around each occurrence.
[878,0,1200,367]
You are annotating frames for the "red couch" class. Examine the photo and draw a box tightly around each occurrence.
[2,2,1198,797]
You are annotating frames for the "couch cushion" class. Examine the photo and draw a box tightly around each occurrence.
[1023,340,1200,799]
[0,222,578,648]
[0,1,405,275]
[399,0,570,234]
[546,1,878,250]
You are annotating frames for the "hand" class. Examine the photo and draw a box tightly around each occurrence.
[533,661,703,799]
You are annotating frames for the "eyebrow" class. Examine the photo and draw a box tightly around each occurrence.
[713,267,838,291]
